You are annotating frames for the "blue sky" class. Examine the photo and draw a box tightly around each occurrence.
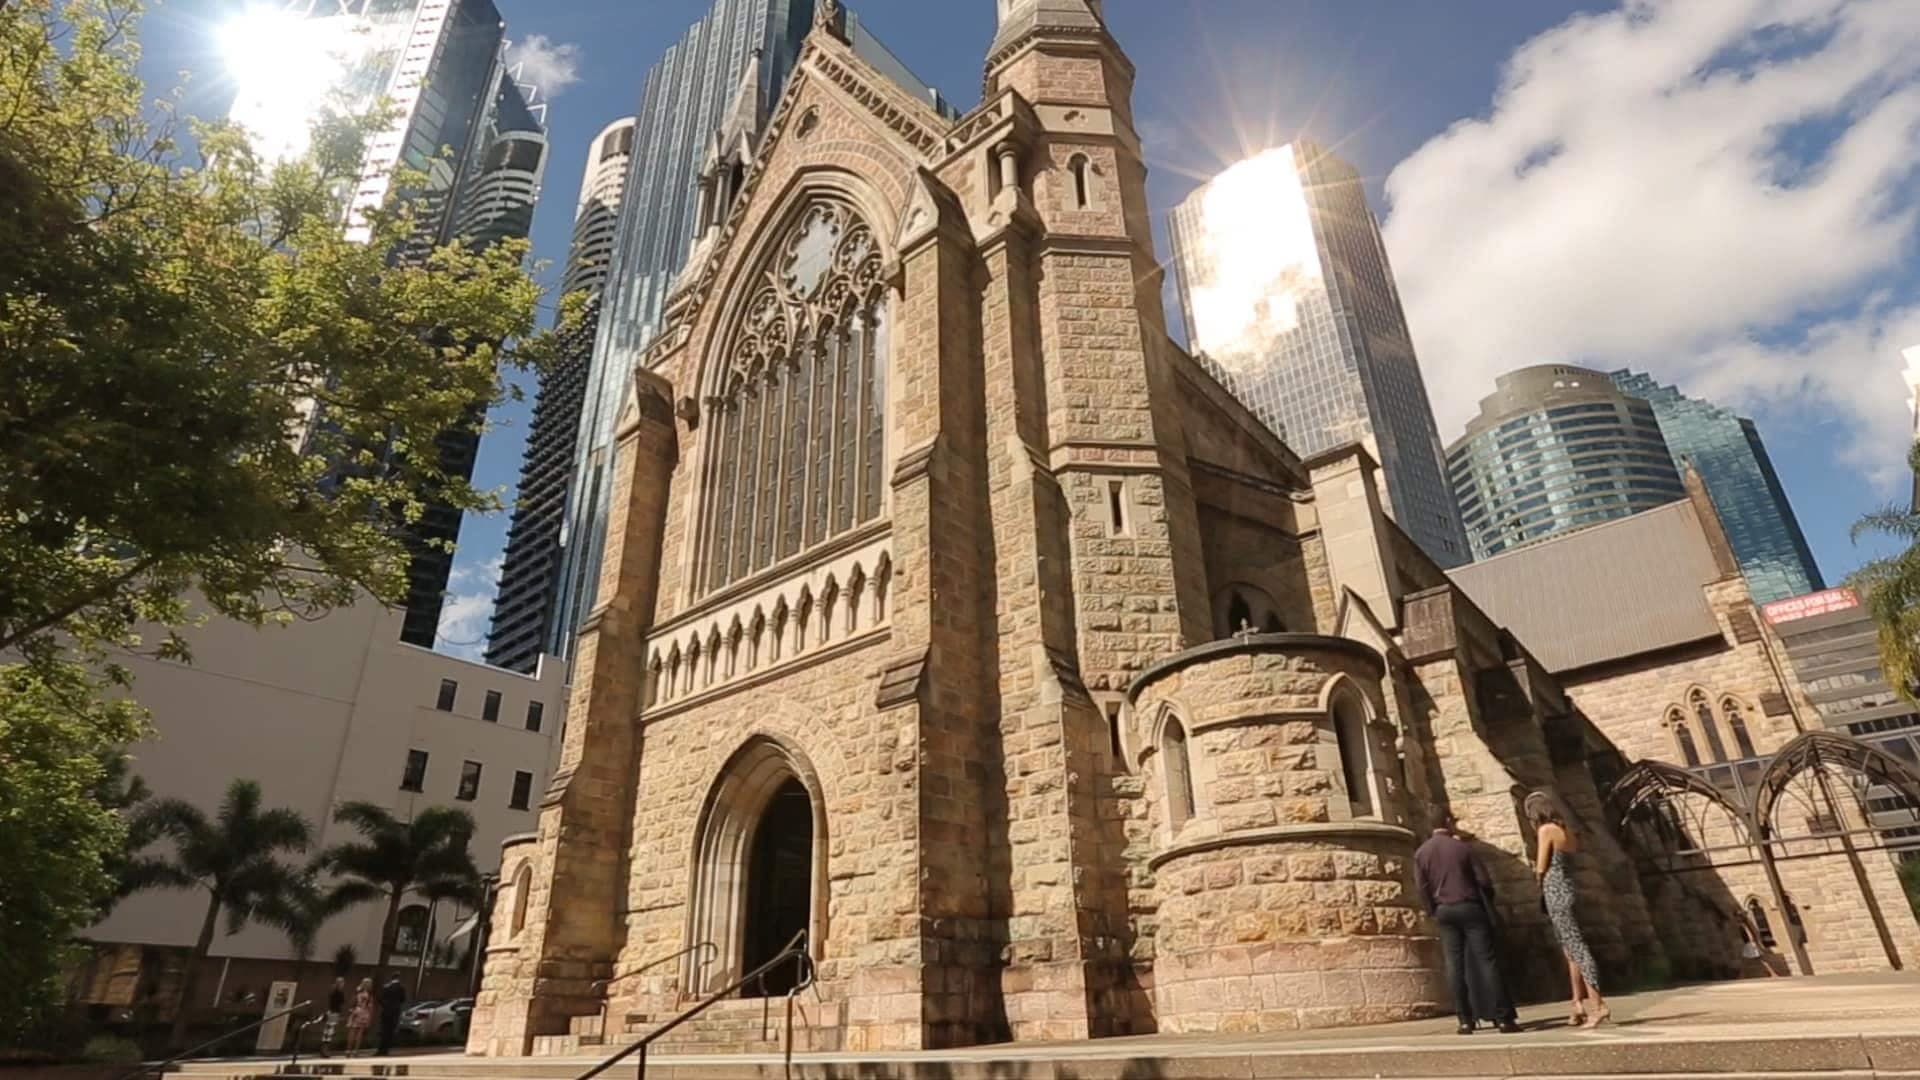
[136,1,1920,657]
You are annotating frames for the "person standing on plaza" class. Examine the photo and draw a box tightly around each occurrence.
[1415,811,1520,1034]
[323,977,346,1052]
[344,979,374,1055]
[1526,792,1610,1028]
[375,976,407,1056]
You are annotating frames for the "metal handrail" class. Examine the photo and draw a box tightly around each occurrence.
[285,1012,327,1070]
[116,999,312,1080]
[589,940,718,1040]
[780,951,820,1080]
[573,932,807,1080]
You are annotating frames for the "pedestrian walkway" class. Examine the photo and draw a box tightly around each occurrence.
[170,974,1920,1079]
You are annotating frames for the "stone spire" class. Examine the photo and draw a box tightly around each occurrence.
[988,0,1106,66]
[716,46,765,153]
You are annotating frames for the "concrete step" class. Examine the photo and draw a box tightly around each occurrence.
[163,1031,1920,1080]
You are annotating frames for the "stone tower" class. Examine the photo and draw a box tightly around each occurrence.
[468,0,1679,1056]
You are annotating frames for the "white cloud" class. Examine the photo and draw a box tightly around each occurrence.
[505,34,582,97]
[1382,0,1920,486]
[435,553,504,662]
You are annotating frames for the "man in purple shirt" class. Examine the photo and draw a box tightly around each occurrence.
[1415,812,1519,1034]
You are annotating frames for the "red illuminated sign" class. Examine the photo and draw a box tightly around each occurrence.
[1761,588,1860,625]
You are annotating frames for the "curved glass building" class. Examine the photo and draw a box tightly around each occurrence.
[1447,365,1686,560]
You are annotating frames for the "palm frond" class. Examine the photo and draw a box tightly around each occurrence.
[118,855,197,897]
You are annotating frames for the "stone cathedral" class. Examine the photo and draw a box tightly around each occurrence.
[469,0,1920,1056]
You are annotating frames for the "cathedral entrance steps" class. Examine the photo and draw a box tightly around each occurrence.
[160,1030,1920,1080]
[160,974,1920,1080]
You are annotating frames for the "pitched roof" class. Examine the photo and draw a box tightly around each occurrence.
[1447,500,1726,673]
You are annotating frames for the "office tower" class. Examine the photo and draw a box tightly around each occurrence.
[1611,369,1823,605]
[1765,588,1920,857]
[546,0,955,663]
[486,119,635,674]
[1166,140,1469,567]
[561,118,639,297]
[1446,364,1686,560]
[223,0,549,647]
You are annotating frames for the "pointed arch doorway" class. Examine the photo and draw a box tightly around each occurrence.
[687,737,826,998]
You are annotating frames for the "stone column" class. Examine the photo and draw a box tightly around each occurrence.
[466,372,678,1055]
[865,172,1007,1049]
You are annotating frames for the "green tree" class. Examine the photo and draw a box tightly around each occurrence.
[257,865,343,989]
[0,0,556,682]
[0,0,558,1028]
[122,779,312,1048]
[1849,442,1920,703]
[318,803,479,989]
[0,665,148,1045]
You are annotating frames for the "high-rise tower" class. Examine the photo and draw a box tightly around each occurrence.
[1447,364,1686,559]
[1167,141,1469,567]
[223,0,549,648]
[1611,369,1823,604]
[545,0,954,664]
[486,118,635,674]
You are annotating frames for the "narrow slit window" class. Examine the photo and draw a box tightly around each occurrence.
[1069,154,1091,209]
[1106,479,1129,536]
[1164,719,1195,830]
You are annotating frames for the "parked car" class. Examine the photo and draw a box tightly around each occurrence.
[397,1000,443,1040]
[422,998,473,1041]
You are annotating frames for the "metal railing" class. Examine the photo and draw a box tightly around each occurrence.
[587,940,718,1042]
[116,999,311,1080]
[573,932,808,1080]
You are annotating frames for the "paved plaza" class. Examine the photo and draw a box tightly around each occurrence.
[172,974,1920,1079]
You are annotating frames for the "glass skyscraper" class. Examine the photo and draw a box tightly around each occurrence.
[225,0,548,647]
[1611,369,1823,604]
[1447,365,1686,559]
[1166,140,1469,568]
[487,118,635,675]
[546,0,953,663]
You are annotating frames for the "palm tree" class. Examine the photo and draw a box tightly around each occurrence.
[1851,447,1920,703]
[318,803,480,988]
[257,866,342,988]
[121,779,312,1049]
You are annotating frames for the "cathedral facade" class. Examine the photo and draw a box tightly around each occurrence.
[467,1,1916,1057]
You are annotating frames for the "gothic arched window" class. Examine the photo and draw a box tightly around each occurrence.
[1691,690,1729,763]
[1746,897,1775,949]
[1163,718,1195,831]
[1722,698,1757,758]
[699,198,889,593]
[1669,708,1701,767]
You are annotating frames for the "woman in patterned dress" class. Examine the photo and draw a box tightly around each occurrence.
[1526,791,1610,1028]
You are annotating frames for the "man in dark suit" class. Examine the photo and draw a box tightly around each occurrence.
[1415,812,1520,1034]
[375,977,407,1056]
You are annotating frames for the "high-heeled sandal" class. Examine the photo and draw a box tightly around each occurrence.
[1568,1007,1586,1026]
[1581,1005,1611,1029]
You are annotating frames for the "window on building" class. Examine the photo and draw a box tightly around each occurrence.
[509,770,534,811]
[1226,592,1252,635]
[1669,710,1702,767]
[1692,691,1729,762]
[1722,698,1758,758]
[526,700,545,733]
[436,679,458,712]
[1068,153,1091,209]
[400,749,429,792]
[482,689,502,723]
[1163,718,1195,831]
[1332,688,1377,818]
[698,198,888,594]
[394,904,430,956]
[457,760,483,801]
[1746,897,1777,949]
